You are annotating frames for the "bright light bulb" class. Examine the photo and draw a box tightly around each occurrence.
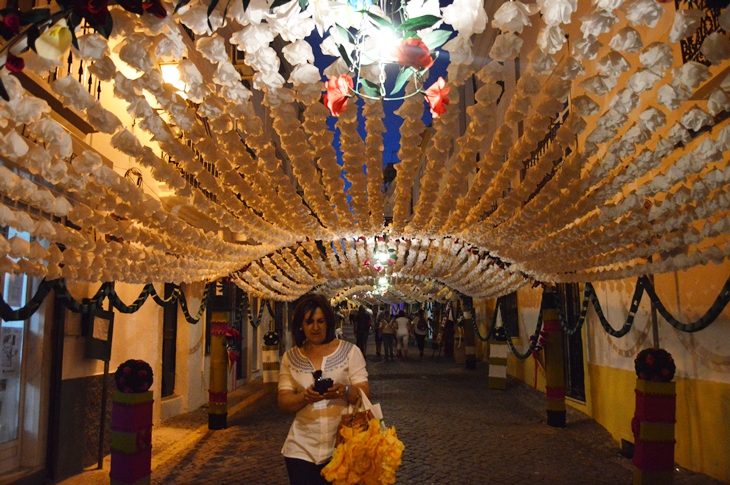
[378,277,389,287]
[374,29,399,61]
[160,63,187,96]
[375,251,390,263]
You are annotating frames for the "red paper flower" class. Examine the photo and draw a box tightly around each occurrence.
[392,38,434,70]
[424,77,450,119]
[2,14,20,34]
[74,0,110,26]
[323,75,353,117]
[5,54,24,73]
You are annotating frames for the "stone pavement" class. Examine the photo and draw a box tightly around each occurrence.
[58,330,725,485]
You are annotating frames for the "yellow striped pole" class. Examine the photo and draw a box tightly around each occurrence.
[488,339,508,390]
[209,312,229,430]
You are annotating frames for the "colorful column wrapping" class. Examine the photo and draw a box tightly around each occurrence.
[488,340,508,390]
[632,379,676,485]
[209,312,229,430]
[262,344,280,393]
[110,391,153,485]
[542,292,566,428]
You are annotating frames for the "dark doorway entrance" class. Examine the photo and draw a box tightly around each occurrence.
[556,283,586,402]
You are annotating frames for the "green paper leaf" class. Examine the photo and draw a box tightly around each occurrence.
[337,43,352,69]
[174,0,192,14]
[269,0,294,12]
[359,9,392,28]
[299,0,308,11]
[26,25,40,52]
[19,8,50,26]
[360,77,380,97]
[0,79,8,102]
[207,0,220,30]
[396,14,440,32]
[390,68,412,95]
[222,0,234,21]
[421,29,451,50]
[335,23,355,42]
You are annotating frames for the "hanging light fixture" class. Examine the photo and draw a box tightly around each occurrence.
[322,0,453,117]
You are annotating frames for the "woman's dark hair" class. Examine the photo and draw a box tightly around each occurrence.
[291,294,336,347]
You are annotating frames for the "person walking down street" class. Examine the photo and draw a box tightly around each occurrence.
[278,294,370,485]
[355,305,372,357]
[374,311,386,357]
[413,309,428,358]
[442,318,455,359]
[379,313,396,360]
[394,310,412,359]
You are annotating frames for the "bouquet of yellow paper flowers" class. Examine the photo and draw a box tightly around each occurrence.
[321,418,405,485]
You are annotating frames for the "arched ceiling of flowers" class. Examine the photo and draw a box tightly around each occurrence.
[0,0,729,303]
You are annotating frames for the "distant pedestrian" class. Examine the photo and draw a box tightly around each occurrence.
[442,318,455,359]
[394,310,411,359]
[379,313,396,360]
[413,309,428,358]
[355,305,372,356]
[374,311,386,356]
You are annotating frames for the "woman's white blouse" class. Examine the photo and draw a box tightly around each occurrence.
[279,340,368,464]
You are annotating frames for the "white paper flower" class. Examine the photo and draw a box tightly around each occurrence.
[669,9,704,43]
[111,129,144,157]
[88,56,117,81]
[52,76,96,111]
[681,106,713,132]
[656,84,685,111]
[528,48,557,74]
[221,83,252,103]
[490,33,523,61]
[622,0,664,27]
[213,62,242,87]
[283,40,315,66]
[609,27,643,53]
[580,10,618,37]
[708,88,730,116]
[8,236,30,258]
[555,55,584,80]
[119,34,155,73]
[86,103,122,134]
[0,130,29,160]
[19,50,62,78]
[537,0,577,25]
[492,1,539,33]
[572,95,601,116]
[596,51,630,77]
[74,33,108,61]
[267,0,316,42]
[609,88,639,114]
[594,0,624,11]
[229,0,269,26]
[672,61,711,91]
[442,0,488,37]
[700,32,730,65]
[289,63,321,86]
[639,107,666,131]
[579,75,617,96]
[180,6,221,36]
[572,35,602,60]
[626,68,661,93]
[444,35,475,65]
[7,96,51,125]
[156,30,187,61]
[196,35,229,64]
[537,25,567,54]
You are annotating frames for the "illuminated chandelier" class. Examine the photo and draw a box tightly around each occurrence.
[321,0,452,118]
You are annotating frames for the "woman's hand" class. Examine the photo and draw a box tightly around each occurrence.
[303,385,325,403]
[322,383,347,400]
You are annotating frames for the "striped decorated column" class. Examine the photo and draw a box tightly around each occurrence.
[488,329,508,390]
[632,348,677,484]
[209,312,229,430]
[542,291,566,428]
[262,331,280,393]
[632,379,676,484]
[110,391,153,485]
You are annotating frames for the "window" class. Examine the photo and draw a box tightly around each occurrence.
[161,283,177,398]
[499,292,519,338]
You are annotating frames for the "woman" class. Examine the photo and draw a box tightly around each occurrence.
[393,310,411,359]
[379,312,396,361]
[355,305,372,356]
[279,294,370,485]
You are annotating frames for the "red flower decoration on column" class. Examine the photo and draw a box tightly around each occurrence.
[392,37,434,70]
[424,77,450,119]
[323,74,353,117]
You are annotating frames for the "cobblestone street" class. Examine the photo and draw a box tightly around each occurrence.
[60,333,725,485]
